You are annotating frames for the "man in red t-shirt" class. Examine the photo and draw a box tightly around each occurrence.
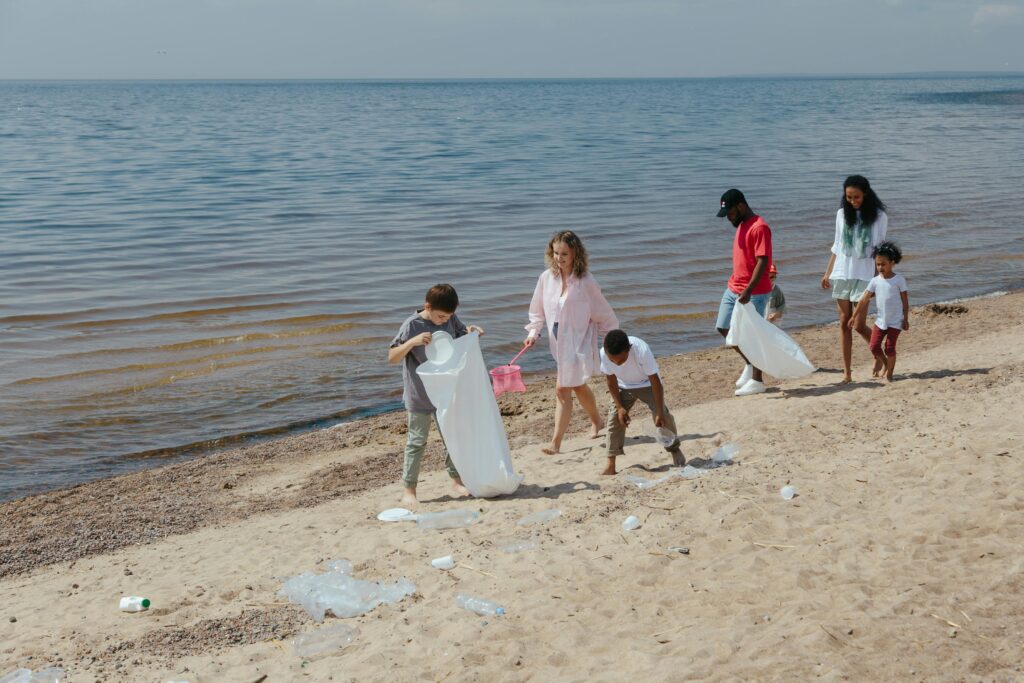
[714,189,774,396]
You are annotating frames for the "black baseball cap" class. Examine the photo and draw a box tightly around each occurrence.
[716,189,746,217]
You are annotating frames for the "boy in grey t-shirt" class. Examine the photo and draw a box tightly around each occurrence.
[388,284,484,506]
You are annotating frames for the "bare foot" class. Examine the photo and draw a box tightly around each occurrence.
[541,445,560,455]
[590,421,605,439]
[601,457,617,475]
[884,374,895,383]
[840,375,852,384]
[400,488,418,507]
[670,449,686,468]
[451,480,471,497]
[872,357,884,376]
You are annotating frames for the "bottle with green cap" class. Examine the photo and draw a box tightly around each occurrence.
[118,596,151,612]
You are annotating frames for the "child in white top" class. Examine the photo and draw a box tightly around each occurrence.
[599,329,684,475]
[850,241,909,383]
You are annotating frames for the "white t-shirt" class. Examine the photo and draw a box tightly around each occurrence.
[867,273,908,330]
[599,336,659,389]
[829,209,888,282]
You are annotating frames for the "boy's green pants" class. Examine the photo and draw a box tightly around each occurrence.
[403,411,460,488]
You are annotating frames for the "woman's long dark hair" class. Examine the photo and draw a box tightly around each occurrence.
[842,175,886,227]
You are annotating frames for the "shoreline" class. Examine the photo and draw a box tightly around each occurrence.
[2,288,1022,680]
[4,286,1016,505]
[2,289,1020,579]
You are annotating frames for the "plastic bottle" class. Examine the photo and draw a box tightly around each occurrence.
[455,593,505,617]
[516,509,561,526]
[415,509,478,530]
[622,515,641,531]
[780,485,796,500]
[118,596,151,612]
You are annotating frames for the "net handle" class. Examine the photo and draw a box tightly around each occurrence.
[508,344,529,366]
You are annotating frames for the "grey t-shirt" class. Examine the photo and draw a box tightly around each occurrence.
[391,310,468,413]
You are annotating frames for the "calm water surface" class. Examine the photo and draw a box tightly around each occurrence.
[2,77,1023,500]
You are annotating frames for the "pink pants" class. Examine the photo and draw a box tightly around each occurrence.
[869,326,901,357]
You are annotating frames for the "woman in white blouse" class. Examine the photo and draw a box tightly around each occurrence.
[524,231,618,455]
[821,175,889,382]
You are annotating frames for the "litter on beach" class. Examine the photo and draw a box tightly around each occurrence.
[377,508,417,522]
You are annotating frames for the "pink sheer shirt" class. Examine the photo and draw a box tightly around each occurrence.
[526,269,619,388]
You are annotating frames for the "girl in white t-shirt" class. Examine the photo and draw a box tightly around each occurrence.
[822,175,889,382]
[849,242,909,383]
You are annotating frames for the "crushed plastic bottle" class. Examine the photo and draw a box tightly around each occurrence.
[456,593,505,617]
[780,485,796,500]
[516,509,561,526]
[431,555,455,570]
[622,515,641,531]
[292,623,360,658]
[712,443,740,465]
[415,509,479,530]
[498,539,538,553]
[118,596,151,612]
[0,668,67,683]
[278,559,416,622]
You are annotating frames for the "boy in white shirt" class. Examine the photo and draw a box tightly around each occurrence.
[600,329,684,475]
[849,241,909,383]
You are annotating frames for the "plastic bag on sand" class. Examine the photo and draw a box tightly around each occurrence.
[416,331,524,498]
[293,623,360,658]
[0,669,65,683]
[725,302,815,379]
[278,559,415,622]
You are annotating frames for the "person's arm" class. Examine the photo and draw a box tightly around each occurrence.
[584,274,619,335]
[901,291,910,331]
[606,374,629,427]
[649,373,666,428]
[739,256,768,304]
[822,253,836,289]
[388,332,431,364]
[848,291,874,329]
[524,274,546,347]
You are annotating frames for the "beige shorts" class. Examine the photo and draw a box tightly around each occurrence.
[831,278,870,303]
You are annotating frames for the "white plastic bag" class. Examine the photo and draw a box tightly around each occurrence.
[416,331,523,498]
[725,302,815,379]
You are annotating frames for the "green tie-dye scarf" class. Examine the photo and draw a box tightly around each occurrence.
[841,215,872,259]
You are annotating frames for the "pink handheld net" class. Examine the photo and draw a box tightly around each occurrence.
[489,345,529,397]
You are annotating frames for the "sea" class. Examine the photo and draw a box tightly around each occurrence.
[2,77,1023,501]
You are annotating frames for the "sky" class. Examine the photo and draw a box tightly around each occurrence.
[1,0,1023,79]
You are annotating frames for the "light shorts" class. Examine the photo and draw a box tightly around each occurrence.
[715,288,771,331]
[831,278,870,303]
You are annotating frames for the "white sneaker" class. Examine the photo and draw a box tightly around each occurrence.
[734,379,766,396]
[735,364,753,388]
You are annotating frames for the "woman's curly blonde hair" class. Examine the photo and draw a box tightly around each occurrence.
[545,230,589,279]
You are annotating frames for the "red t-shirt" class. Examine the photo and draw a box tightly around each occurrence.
[728,215,773,295]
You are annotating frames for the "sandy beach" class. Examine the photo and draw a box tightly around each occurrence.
[2,290,1023,682]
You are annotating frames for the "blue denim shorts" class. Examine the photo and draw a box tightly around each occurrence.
[715,288,771,330]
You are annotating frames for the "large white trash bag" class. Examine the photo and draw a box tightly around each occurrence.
[416,331,523,497]
[725,302,815,379]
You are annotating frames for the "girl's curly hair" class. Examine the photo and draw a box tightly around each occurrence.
[873,240,903,264]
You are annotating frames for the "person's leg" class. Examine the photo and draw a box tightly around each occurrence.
[431,414,470,497]
[745,293,772,383]
[868,325,887,378]
[635,386,685,466]
[835,298,855,382]
[883,328,901,381]
[603,389,637,475]
[573,383,605,438]
[543,384,574,455]
[401,412,431,505]
[716,288,757,381]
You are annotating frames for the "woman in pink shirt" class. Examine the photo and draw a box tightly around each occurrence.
[524,230,619,455]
